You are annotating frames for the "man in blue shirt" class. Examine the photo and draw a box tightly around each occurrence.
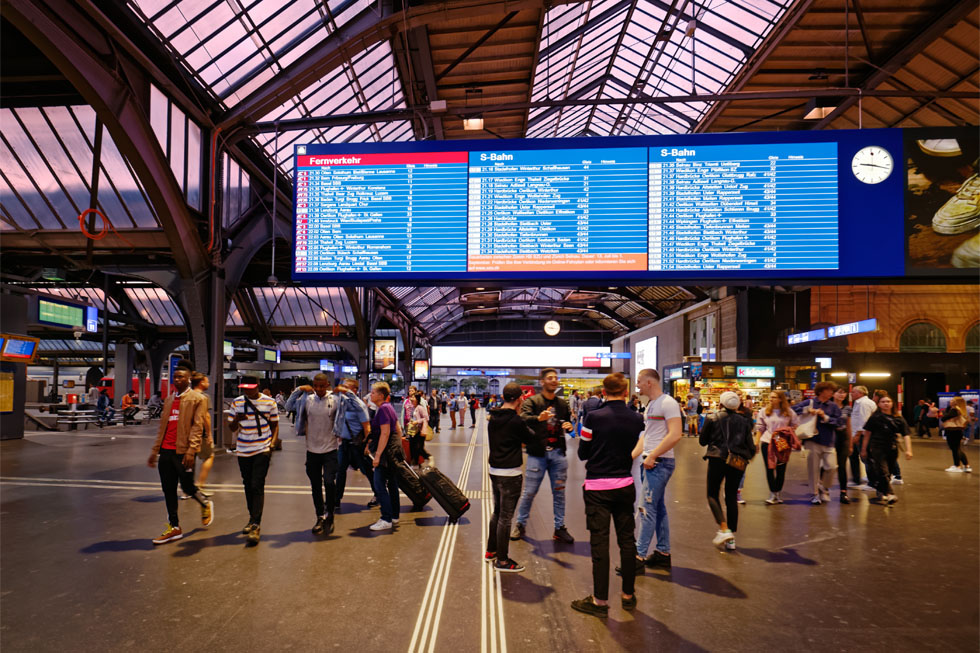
[334,378,375,511]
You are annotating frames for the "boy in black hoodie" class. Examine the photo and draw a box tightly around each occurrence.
[486,383,535,572]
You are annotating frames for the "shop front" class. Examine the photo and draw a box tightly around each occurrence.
[664,362,780,411]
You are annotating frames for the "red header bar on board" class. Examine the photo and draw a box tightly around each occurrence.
[297,152,468,167]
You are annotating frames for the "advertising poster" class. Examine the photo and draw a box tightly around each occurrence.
[904,126,979,275]
[373,339,396,371]
[414,360,429,380]
[634,336,657,385]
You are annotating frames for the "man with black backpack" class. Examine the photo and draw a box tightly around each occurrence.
[227,375,279,545]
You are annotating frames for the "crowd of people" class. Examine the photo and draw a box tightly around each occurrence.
[143,361,975,619]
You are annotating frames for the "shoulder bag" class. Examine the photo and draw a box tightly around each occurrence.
[722,416,749,471]
[795,400,818,440]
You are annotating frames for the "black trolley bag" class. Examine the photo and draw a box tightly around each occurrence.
[418,466,470,523]
[396,460,432,511]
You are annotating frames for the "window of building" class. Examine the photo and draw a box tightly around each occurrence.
[899,322,947,352]
[689,313,716,360]
[966,323,979,353]
[222,155,251,228]
[149,83,203,211]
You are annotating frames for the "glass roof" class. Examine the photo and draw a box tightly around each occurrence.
[527,0,793,137]
[0,106,159,232]
[125,287,185,326]
[36,287,121,313]
[128,0,376,108]
[280,340,346,353]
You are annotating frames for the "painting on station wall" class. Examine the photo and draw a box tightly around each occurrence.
[373,339,396,371]
[904,126,980,274]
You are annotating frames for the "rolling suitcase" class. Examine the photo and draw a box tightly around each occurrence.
[418,466,470,523]
[395,460,432,511]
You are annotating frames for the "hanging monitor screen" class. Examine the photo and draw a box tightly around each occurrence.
[292,129,922,282]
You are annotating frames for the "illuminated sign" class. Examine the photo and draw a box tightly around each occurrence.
[341,365,358,375]
[36,297,86,329]
[787,328,827,345]
[597,352,632,359]
[85,306,99,333]
[320,359,332,372]
[373,339,396,371]
[582,357,602,368]
[669,368,683,379]
[827,318,877,338]
[414,360,429,380]
[737,366,776,378]
[223,340,233,357]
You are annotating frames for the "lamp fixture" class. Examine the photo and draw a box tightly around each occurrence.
[804,96,839,120]
[859,372,891,378]
[830,372,848,377]
[464,87,484,131]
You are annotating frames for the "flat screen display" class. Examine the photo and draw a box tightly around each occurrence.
[414,360,429,380]
[37,297,85,328]
[374,339,396,371]
[431,346,610,368]
[2,336,38,361]
[291,128,949,282]
[633,337,657,385]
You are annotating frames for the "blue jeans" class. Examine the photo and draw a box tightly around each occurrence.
[515,449,568,529]
[373,463,400,523]
[636,458,674,556]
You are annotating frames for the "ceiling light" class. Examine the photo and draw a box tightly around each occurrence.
[859,372,891,378]
[803,96,838,120]
[475,287,485,291]
[830,372,848,377]
[463,116,484,131]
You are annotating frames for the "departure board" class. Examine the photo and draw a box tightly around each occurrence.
[467,148,648,271]
[293,129,910,282]
[294,152,468,273]
[649,143,838,271]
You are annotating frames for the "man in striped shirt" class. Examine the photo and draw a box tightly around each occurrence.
[227,375,279,545]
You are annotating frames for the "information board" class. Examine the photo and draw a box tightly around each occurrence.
[37,298,85,329]
[293,129,928,282]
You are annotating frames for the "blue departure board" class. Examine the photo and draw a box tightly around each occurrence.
[649,143,838,271]
[293,128,913,282]
[294,151,468,273]
[467,148,648,271]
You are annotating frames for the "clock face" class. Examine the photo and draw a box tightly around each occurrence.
[544,320,560,336]
[851,146,893,184]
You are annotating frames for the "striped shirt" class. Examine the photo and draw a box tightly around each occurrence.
[232,394,279,456]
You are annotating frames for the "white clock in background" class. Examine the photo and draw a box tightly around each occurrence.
[851,145,894,184]
[543,320,561,336]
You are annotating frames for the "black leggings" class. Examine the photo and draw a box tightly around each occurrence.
[946,429,969,466]
[706,457,745,532]
[835,429,851,491]
[760,442,786,492]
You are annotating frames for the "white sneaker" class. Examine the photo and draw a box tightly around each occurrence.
[965,466,973,473]
[724,539,736,551]
[891,477,904,485]
[736,490,746,505]
[846,481,861,488]
[810,495,822,505]
[765,493,777,505]
[946,466,965,473]
[917,138,962,157]
[933,174,980,234]
[712,530,734,548]
[369,519,393,531]
[856,483,874,491]
[392,518,400,524]
[952,233,980,268]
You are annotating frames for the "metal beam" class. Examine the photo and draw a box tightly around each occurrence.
[234,287,275,345]
[695,0,815,133]
[813,0,977,129]
[435,11,519,82]
[243,86,976,133]
[849,0,876,65]
[218,0,582,134]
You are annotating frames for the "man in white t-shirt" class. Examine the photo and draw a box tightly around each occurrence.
[621,368,682,575]
[849,386,878,490]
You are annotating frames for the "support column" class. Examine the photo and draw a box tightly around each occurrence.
[113,343,135,407]
[0,294,29,440]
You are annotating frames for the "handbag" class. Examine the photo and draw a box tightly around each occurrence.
[795,400,818,440]
[726,451,748,471]
[406,422,420,437]
[423,421,434,441]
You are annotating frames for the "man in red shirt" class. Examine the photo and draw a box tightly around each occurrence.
[147,367,214,544]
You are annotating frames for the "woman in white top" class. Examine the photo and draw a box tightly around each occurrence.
[755,390,799,504]
[409,394,432,467]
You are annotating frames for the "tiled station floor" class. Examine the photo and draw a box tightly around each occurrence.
[2,409,977,651]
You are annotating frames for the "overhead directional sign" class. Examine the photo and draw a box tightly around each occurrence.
[827,318,877,338]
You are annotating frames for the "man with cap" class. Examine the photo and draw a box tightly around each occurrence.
[227,375,279,544]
